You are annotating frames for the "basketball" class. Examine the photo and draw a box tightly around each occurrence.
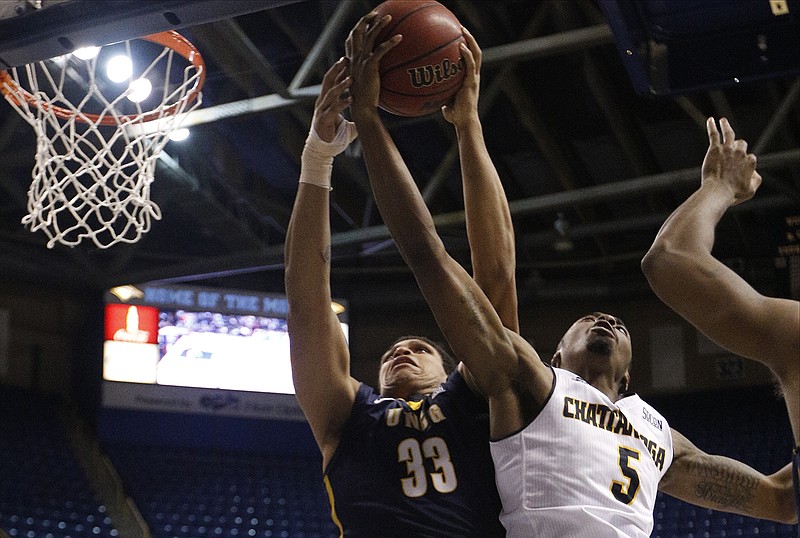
[373,0,466,117]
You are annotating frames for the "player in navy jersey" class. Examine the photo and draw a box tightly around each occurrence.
[285,24,511,537]
[643,117,800,534]
[346,11,797,537]
[324,336,500,537]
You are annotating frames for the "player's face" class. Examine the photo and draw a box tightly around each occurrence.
[378,338,448,397]
[558,312,632,377]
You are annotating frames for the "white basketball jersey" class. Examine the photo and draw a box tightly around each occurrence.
[490,367,673,537]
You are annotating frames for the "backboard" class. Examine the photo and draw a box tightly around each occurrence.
[0,0,303,69]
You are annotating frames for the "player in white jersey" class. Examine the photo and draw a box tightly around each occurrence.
[487,312,795,537]
[346,12,798,536]
[492,366,673,537]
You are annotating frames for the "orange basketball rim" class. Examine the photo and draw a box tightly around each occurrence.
[0,30,205,126]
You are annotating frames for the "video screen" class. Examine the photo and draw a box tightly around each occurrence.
[102,287,348,395]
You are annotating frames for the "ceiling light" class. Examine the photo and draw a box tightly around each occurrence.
[73,46,100,60]
[109,285,144,301]
[168,128,190,142]
[126,78,152,103]
[106,55,133,83]
[49,54,68,66]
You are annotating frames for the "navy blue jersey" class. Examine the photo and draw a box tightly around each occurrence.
[793,445,799,537]
[324,370,504,537]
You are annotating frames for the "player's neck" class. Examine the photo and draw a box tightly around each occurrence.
[383,381,439,400]
[570,368,620,402]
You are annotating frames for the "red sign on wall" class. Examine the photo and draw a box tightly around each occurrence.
[104,304,159,344]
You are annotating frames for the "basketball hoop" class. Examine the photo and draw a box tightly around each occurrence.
[0,30,205,249]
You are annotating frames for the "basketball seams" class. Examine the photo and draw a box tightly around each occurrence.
[378,2,441,39]
[380,35,464,75]
[380,83,461,100]
[380,77,462,116]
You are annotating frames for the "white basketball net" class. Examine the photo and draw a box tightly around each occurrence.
[0,32,204,248]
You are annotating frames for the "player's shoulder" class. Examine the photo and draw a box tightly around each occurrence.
[619,394,671,432]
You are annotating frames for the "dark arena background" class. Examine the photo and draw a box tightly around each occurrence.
[0,1,798,537]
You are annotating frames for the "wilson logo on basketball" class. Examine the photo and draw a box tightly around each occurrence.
[406,58,464,89]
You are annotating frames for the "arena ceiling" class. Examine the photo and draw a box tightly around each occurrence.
[0,0,797,307]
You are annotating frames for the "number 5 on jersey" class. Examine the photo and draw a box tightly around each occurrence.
[611,445,641,505]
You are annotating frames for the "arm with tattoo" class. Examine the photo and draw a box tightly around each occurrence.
[660,429,796,524]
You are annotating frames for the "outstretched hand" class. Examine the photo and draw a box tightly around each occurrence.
[345,11,401,115]
[299,58,357,190]
[311,57,354,144]
[441,26,481,126]
[701,117,762,206]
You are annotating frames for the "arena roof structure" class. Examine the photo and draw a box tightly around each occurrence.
[0,0,797,306]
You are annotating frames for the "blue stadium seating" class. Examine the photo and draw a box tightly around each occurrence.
[648,386,798,538]
[0,385,119,538]
[105,443,337,538]
[2,383,797,538]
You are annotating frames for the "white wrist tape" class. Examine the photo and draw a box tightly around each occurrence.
[299,120,358,191]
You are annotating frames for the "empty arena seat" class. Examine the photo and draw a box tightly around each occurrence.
[5,383,794,537]
[649,386,797,538]
[105,443,337,538]
[0,385,120,538]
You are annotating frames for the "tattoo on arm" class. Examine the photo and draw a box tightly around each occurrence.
[686,458,758,511]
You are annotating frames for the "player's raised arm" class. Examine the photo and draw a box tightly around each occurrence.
[642,117,798,364]
[345,13,548,419]
[442,27,518,333]
[641,118,799,437]
[284,59,360,467]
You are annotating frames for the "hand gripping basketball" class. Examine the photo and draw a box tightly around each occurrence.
[372,0,466,117]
